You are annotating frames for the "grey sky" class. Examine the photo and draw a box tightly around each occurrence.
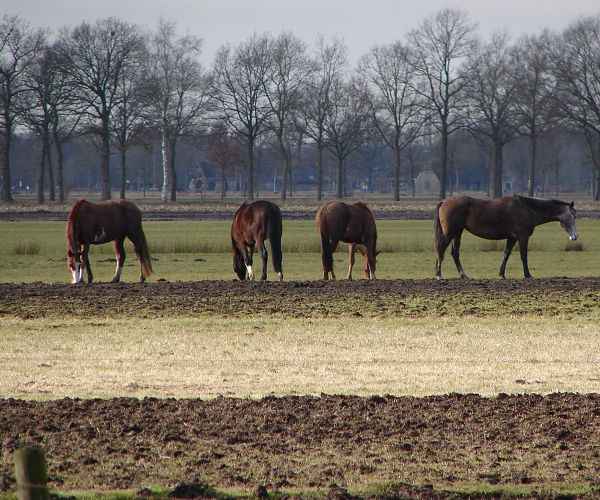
[3,0,599,65]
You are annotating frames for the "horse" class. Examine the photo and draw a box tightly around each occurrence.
[316,201,379,280]
[434,195,578,279]
[66,198,153,284]
[231,200,283,281]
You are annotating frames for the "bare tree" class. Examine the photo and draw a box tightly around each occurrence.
[0,14,46,202]
[359,41,425,201]
[299,35,347,200]
[145,19,207,203]
[21,42,55,203]
[548,14,600,199]
[55,18,144,200]
[324,77,369,198]
[408,8,477,200]
[206,121,243,199]
[466,31,519,197]
[513,32,555,196]
[210,34,272,200]
[264,32,313,200]
[112,39,148,199]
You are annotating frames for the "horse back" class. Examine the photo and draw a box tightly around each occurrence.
[440,195,530,239]
[73,199,140,244]
[232,200,281,244]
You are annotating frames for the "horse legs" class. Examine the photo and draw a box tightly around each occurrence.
[112,239,126,283]
[450,231,467,278]
[245,244,255,280]
[347,244,355,280]
[320,233,338,280]
[519,236,532,278]
[257,239,268,281]
[499,238,517,279]
[435,235,452,280]
[81,244,93,283]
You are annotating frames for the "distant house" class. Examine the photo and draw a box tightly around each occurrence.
[415,168,440,195]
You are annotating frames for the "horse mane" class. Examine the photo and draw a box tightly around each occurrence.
[516,195,569,213]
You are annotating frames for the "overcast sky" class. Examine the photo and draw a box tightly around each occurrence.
[3,0,599,65]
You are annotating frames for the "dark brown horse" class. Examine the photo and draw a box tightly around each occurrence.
[316,201,379,280]
[434,195,578,279]
[231,200,283,281]
[66,198,152,284]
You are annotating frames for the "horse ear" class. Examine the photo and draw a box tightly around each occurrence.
[570,201,575,209]
[67,250,74,258]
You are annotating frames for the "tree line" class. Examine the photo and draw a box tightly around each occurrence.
[2,8,600,204]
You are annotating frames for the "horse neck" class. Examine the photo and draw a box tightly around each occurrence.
[530,203,566,226]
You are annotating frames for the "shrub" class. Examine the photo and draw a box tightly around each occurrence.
[12,242,41,255]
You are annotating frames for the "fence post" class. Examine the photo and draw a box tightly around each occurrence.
[13,446,49,500]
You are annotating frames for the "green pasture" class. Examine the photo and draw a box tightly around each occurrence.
[0,218,598,283]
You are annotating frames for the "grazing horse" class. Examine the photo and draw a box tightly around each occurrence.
[316,201,379,280]
[434,195,578,279]
[66,198,153,284]
[231,200,283,281]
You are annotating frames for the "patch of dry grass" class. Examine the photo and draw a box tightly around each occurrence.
[1,314,598,400]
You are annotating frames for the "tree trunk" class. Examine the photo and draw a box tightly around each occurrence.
[439,121,448,200]
[100,113,112,200]
[394,143,401,202]
[595,140,600,201]
[36,139,46,204]
[1,127,13,202]
[169,139,177,202]
[528,134,537,196]
[52,122,65,202]
[316,143,324,201]
[491,137,504,198]
[247,138,255,200]
[336,157,344,199]
[220,166,226,200]
[119,146,127,199]
[161,130,168,204]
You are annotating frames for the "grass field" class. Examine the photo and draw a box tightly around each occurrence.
[0,219,597,283]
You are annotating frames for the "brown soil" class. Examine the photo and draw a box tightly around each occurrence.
[1,277,600,320]
[1,395,599,498]
[1,279,600,498]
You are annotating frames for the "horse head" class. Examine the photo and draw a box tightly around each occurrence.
[560,201,578,241]
[67,249,83,284]
[233,248,247,280]
[358,247,381,279]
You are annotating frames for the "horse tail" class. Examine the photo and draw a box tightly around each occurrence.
[319,227,334,274]
[66,198,86,254]
[125,202,153,279]
[267,205,283,275]
[137,227,153,279]
[434,201,445,259]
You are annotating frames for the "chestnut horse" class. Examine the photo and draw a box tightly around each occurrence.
[66,198,152,284]
[231,200,283,281]
[434,195,578,279]
[316,201,378,280]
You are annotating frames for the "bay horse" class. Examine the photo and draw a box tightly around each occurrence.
[231,200,283,281]
[66,198,153,284]
[316,201,379,280]
[434,195,578,279]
